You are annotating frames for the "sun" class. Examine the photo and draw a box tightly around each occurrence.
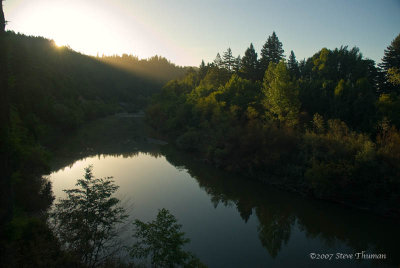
[54,39,69,48]
[6,1,150,58]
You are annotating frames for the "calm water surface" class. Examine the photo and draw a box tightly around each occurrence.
[49,116,399,267]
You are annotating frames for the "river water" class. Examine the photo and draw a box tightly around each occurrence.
[49,115,399,267]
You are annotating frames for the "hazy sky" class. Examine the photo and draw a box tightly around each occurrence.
[4,0,400,66]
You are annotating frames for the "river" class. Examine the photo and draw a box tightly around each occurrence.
[49,115,399,267]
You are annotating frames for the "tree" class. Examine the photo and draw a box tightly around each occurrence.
[240,43,258,81]
[260,31,285,76]
[130,208,205,267]
[233,55,241,73]
[199,59,208,81]
[50,166,127,267]
[379,33,400,72]
[263,61,300,127]
[222,47,235,72]
[388,67,400,85]
[213,53,223,68]
[0,0,5,33]
[379,34,400,94]
[287,50,300,78]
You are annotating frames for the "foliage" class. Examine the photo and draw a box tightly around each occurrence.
[263,62,300,127]
[388,67,400,85]
[146,33,400,215]
[239,43,258,81]
[379,33,400,94]
[260,31,285,76]
[379,33,400,72]
[50,166,128,267]
[1,29,190,266]
[130,208,205,267]
[287,50,300,79]
[222,48,235,72]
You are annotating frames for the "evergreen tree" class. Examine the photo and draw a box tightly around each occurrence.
[287,50,300,78]
[233,55,241,73]
[240,43,258,81]
[260,31,285,76]
[222,47,235,72]
[213,53,223,68]
[379,33,400,94]
[199,59,207,80]
[379,33,400,71]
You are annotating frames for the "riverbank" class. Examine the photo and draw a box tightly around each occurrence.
[49,116,400,267]
[144,118,400,219]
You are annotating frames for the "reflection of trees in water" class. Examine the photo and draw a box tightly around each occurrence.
[162,146,399,265]
[52,120,399,266]
[50,116,163,171]
[235,199,253,222]
[256,207,294,258]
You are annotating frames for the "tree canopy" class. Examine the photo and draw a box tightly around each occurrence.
[146,33,400,216]
[240,43,258,81]
[260,31,285,75]
[50,166,127,267]
[130,208,205,267]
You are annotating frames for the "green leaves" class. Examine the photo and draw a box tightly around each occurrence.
[263,61,300,127]
[50,165,127,267]
[130,208,205,267]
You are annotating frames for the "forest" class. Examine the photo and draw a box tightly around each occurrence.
[146,32,400,216]
[1,0,400,265]
[0,29,188,266]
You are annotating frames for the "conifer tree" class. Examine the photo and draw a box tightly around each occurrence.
[213,53,223,68]
[240,43,258,81]
[379,33,400,71]
[379,34,400,93]
[233,55,241,73]
[199,59,207,80]
[222,48,235,72]
[288,50,300,78]
[260,31,285,76]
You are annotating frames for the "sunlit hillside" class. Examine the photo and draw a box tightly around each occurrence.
[3,31,188,141]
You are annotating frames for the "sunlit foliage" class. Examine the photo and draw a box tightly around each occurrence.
[147,33,400,215]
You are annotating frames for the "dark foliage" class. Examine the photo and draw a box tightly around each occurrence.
[147,34,400,216]
[0,31,186,267]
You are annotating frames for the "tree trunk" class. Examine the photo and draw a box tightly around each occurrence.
[0,0,5,33]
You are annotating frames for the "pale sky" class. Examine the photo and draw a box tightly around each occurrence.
[4,0,400,66]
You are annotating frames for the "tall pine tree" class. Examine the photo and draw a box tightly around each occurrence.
[379,33,400,93]
[233,55,241,73]
[240,43,258,81]
[287,50,300,78]
[213,53,223,68]
[260,31,285,77]
[222,48,235,72]
[379,33,400,71]
[199,60,208,80]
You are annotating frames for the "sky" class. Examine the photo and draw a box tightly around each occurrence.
[3,0,400,66]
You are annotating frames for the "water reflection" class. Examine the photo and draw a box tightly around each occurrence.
[161,146,399,266]
[50,116,399,267]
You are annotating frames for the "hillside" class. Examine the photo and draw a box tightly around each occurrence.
[0,31,189,266]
